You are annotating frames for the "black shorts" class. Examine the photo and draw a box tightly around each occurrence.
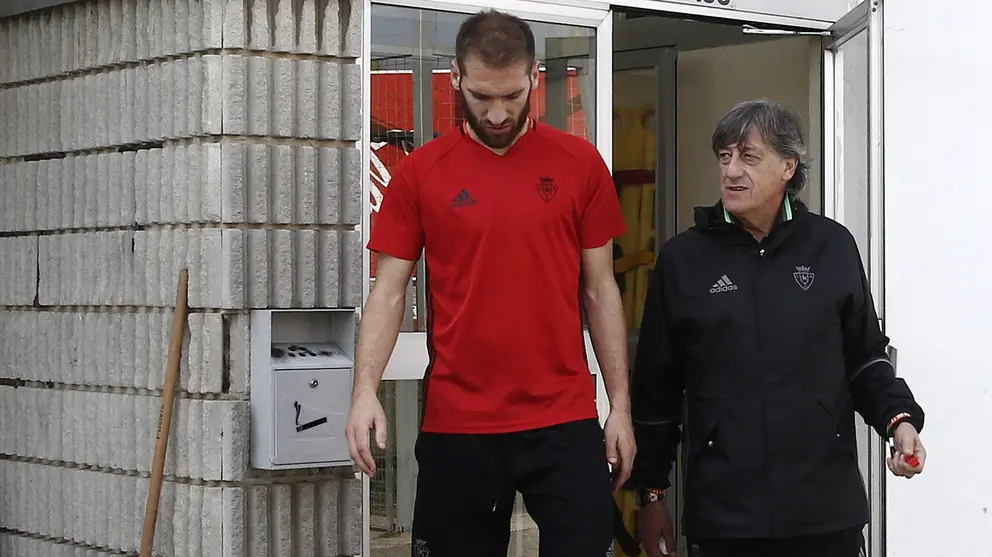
[410,417,614,557]
[688,527,865,557]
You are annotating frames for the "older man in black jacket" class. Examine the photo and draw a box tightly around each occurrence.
[628,99,927,557]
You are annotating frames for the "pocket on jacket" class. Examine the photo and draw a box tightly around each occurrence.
[811,391,859,461]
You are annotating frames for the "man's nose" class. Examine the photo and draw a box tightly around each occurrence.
[725,155,746,178]
[487,102,509,124]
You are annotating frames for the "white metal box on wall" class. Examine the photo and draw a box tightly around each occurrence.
[250,309,357,470]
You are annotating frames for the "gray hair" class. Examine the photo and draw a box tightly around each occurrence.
[711,99,809,199]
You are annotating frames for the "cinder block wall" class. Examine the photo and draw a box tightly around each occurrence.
[0,0,365,555]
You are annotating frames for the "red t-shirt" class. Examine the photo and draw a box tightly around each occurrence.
[367,120,627,434]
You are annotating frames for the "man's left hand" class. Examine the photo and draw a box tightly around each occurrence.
[604,409,636,491]
[887,422,926,478]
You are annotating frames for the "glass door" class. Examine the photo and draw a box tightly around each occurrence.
[822,2,886,556]
[362,2,610,555]
[612,44,685,554]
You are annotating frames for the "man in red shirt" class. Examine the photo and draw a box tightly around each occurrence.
[345,9,634,556]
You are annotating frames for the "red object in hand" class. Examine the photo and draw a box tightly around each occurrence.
[904,454,920,468]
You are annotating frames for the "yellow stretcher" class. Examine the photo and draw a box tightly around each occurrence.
[612,104,658,330]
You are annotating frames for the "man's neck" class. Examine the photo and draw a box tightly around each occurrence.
[734,198,785,242]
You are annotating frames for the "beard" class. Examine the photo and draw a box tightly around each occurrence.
[458,88,532,150]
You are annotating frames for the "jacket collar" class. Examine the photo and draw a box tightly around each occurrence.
[694,195,807,231]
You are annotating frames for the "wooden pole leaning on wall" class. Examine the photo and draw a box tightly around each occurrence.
[139,269,189,557]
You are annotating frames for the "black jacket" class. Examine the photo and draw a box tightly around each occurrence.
[629,198,924,540]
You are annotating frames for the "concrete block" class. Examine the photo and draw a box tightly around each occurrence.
[202,486,225,556]
[222,54,248,135]
[318,0,341,56]
[134,149,148,224]
[297,60,318,139]
[187,398,204,479]
[225,313,250,393]
[202,0,224,49]
[246,229,269,308]
[274,58,295,137]
[318,62,342,140]
[96,153,109,227]
[186,482,202,557]
[24,161,38,232]
[164,0,179,57]
[186,57,203,137]
[221,400,249,481]
[161,60,176,139]
[318,230,341,308]
[0,163,10,231]
[246,143,270,223]
[34,161,48,232]
[244,485,267,555]
[341,477,364,555]
[273,483,293,557]
[46,157,63,230]
[62,155,75,229]
[297,146,318,224]
[203,313,224,393]
[342,146,363,226]
[160,146,176,224]
[221,229,245,309]
[107,152,121,226]
[343,63,362,141]
[297,482,317,555]
[273,144,294,223]
[0,236,38,305]
[172,482,190,557]
[148,63,162,140]
[175,145,190,222]
[247,56,272,137]
[342,229,363,307]
[223,487,247,557]
[249,0,271,50]
[173,60,190,139]
[272,0,294,52]
[298,229,318,307]
[272,229,294,308]
[222,142,246,223]
[223,0,247,48]
[147,148,162,224]
[200,400,224,480]
[85,146,99,229]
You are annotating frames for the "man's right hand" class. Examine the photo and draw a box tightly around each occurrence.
[638,500,677,557]
[345,391,389,477]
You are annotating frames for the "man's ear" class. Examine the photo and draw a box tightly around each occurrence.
[450,59,461,90]
[783,157,798,181]
[530,59,540,89]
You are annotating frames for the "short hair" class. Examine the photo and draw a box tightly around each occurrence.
[711,99,809,198]
[455,10,536,73]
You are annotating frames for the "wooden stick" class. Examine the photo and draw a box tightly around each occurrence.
[140,269,189,557]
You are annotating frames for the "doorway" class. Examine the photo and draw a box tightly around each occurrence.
[362,2,883,556]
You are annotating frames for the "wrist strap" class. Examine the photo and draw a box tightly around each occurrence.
[887,412,912,436]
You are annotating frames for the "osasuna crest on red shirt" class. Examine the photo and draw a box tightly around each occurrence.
[536,176,558,202]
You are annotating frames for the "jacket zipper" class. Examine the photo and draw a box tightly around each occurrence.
[755,244,775,536]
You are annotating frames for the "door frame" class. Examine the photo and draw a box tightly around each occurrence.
[821,2,887,557]
[361,0,887,553]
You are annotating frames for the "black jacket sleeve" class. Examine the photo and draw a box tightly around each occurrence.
[627,252,686,491]
[842,234,925,438]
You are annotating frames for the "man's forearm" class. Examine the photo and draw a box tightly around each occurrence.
[583,280,630,412]
[352,289,407,400]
